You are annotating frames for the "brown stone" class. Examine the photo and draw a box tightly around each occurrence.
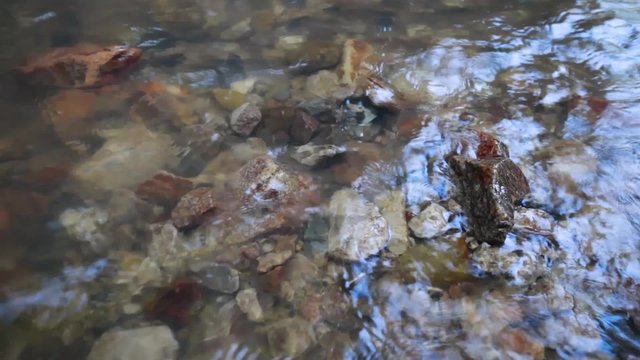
[171,187,218,229]
[136,171,194,206]
[448,156,530,246]
[289,110,320,145]
[475,131,510,159]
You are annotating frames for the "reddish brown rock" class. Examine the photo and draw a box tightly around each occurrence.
[45,89,98,142]
[448,156,530,246]
[337,39,376,87]
[17,44,141,88]
[170,187,218,229]
[475,131,510,159]
[145,280,202,329]
[136,171,194,206]
[289,110,320,145]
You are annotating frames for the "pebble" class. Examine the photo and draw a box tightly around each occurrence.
[408,203,449,239]
[87,326,178,360]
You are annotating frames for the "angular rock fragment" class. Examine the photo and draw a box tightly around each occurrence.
[408,203,449,239]
[291,144,347,167]
[230,102,262,136]
[289,109,320,145]
[448,156,530,246]
[87,326,178,360]
[327,189,389,261]
[171,187,218,229]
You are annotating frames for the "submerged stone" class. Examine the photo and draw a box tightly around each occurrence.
[230,102,262,136]
[235,288,264,322]
[87,325,178,360]
[267,317,316,357]
[327,189,389,261]
[171,187,218,229]
[408,202,449,239]
[291,144,347,167]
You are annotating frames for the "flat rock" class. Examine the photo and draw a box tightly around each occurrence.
[230,102,262,136]
[448,156,530,246]
[87,325,178,360]
[327,189,389,261]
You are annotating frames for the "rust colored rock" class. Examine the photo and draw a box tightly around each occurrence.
[475,131,510,159]
[17,44,142,88]
[498,328,545,360]
[136,171,195,206]
[145,280,202,329]
[171,187,218,229]
[289,110,320,145]
[337,39,376,87]
[45,89,98,142]
[448,156,530,246]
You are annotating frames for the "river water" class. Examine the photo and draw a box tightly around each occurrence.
[1,0,640,359]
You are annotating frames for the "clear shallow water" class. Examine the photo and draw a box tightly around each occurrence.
[1,0,640,359]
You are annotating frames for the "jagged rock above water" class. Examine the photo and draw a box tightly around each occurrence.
[448,156,530,246]
[230,102,262,136]
[327,189,389,261]
[87,325,178,360]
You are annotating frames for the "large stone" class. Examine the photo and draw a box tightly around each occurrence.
[87,326,178,360]
[230,102,262,136]
[408,202,449,239]
[327,189,389,261]
[448,156,530,246]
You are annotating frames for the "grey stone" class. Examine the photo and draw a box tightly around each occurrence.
[513,207,555,236]
[375,190,412,255]
[292,144,347,166]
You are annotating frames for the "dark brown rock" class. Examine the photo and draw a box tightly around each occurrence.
[448,156,530,246]
[136,171,194,206]
[289,110,320,145]
[171,187,218,229]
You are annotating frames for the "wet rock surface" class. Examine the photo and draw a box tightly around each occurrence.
[87,326,178,360]
[327,189,389,261]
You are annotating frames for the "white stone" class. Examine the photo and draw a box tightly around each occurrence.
[87,326,178,360]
